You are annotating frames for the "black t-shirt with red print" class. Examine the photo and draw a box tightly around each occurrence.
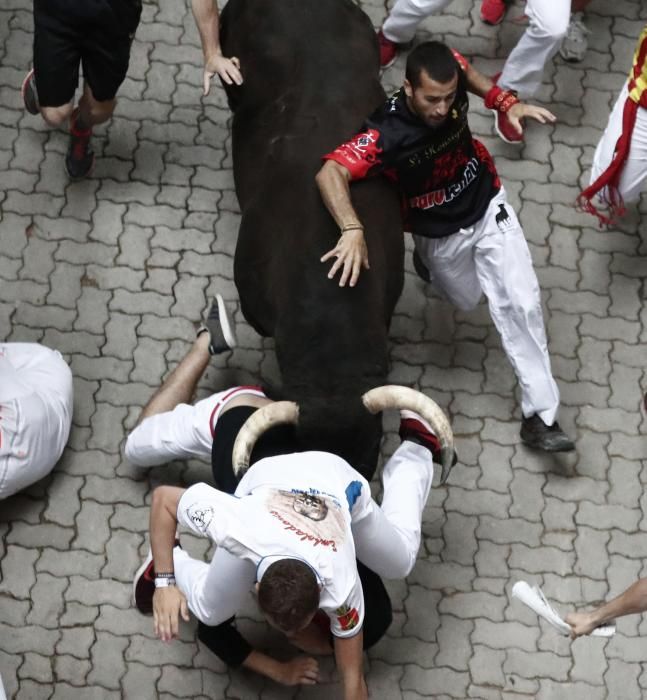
[323,54,501,239]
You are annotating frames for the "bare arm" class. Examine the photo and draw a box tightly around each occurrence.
[315,160,369,287]
[190,0,242,90]
[244,651,320,686]
[333,632,367,700]
[463,60,556,136]
[150,486,190,641]
[566,578,647,638]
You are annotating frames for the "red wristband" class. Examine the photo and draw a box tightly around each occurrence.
[484,85,519,114]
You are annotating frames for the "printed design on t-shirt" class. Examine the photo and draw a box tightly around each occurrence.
[473,139,501,189]
[185,503,215,533]
[266,489,346,552]
[406,120,468,169]
[335,603,360,631]
[345,480,363,511]
[495,204,514,233]
[409,156,480,211]
[331,128,383,175]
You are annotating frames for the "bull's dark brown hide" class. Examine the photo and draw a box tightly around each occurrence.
[220,0,404,478]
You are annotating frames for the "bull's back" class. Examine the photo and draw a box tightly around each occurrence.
[222,0,403,404]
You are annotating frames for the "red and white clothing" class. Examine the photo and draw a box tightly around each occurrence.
[381,0,569,98]
[324,80,501,239]
[173,443,433,636]
[127,388,434,636]
[580,26,647,222]
[0,343,73,499]
[323,63,561,425]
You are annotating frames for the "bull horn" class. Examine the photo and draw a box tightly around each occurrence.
[362,385,455,484]
[232,401,299,477]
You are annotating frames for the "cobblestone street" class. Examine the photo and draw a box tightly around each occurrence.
[1,0,647,697]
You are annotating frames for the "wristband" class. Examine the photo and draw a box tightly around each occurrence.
[154,576,176,588]
[484,85,519,114]
[341,224,364,233]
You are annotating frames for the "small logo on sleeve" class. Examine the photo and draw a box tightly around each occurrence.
[186,504,214,532]
[335,603,360,631]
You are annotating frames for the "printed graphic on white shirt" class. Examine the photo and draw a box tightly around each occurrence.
[265,489,347,552]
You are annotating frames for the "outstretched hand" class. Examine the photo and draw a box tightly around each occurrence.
[564,611,598,639]
[153,586,190,641]
[321,229,369,287]
[506,103,556,136]
[203,54,243,93]
[276,656,320,686]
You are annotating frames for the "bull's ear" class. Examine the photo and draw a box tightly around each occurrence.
[232,401,299,476]
[362,385,455,483]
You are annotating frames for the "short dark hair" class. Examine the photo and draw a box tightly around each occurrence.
[257,559,320,633]
[406,41,459,88]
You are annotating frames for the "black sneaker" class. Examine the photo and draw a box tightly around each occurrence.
[133,549,155,614]
[22,69,40,115]
[197,294,237,355]
[65,109,95,180]
[520,414,575,452]
[412,249,431,283]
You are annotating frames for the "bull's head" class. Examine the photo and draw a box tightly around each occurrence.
[231,385,455,484]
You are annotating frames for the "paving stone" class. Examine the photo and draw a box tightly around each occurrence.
[0,545,38,598]
[26,573,68,628]
[6,523,74,550]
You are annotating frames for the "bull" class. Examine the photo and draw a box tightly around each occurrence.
[220,0,406,478]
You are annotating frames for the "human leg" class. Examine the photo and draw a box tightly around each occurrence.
[352,439,434,579]
[590,84,647,205]
[471,191,573,450]
[125,298,265,467]
[413,229,484,312]
[381,0,452,44]
[560,0,593,63]
[29,0,81,123]
[498,0,570,98]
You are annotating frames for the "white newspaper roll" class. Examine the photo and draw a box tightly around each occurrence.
[512,581,615,637]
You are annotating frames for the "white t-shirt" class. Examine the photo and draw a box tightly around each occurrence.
[177,451,374,637]
[0,344,73,499]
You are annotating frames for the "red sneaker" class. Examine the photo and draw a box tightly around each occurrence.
[480,0,506,25]
[399,409,442,460]
[377,30,398,69]
[133,549,155,614]
[65,109,95,180]
[493,110,523,145]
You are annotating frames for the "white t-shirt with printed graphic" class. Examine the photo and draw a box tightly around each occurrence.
[177,451,373,637]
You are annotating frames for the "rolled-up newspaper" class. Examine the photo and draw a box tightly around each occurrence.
[512,581,615,637]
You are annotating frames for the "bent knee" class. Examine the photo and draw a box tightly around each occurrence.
[41,104,73,128]
[529,13,568,41]
[124,428,154,468]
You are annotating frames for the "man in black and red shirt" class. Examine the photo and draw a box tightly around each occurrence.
[315,41,574,453]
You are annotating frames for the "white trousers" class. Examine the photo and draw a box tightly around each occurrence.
[173,440,434,626]
[124,385,267,467]
[382,0,569,99]
[0,343,73,499]
[590,83,647,204]
[414,189,559,425]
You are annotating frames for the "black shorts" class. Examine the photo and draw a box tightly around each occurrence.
[210,405,299,494]
[33,0,142,107]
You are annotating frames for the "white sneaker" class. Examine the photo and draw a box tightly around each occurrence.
[560,13,590,63]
